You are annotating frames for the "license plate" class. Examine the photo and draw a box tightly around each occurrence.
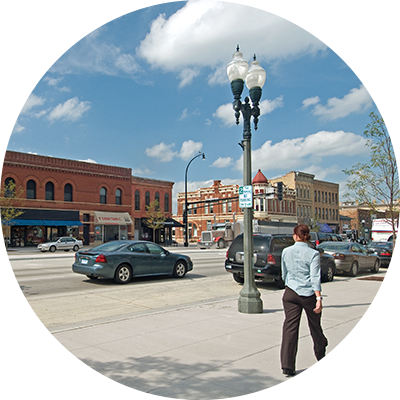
[81,259,88,264]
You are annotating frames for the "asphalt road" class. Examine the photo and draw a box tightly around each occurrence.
[0,248,247,340]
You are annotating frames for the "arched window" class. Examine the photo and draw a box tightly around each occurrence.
[145,191,150,207]
[164,193,170,212]
[115,188,122,205]
[135,190,140,210]
[26,180,36,199]
[155,192,160,210]
[4,177,15,198]
[100,187,107,204]
[45,181,54,200]
[64,183,73,202]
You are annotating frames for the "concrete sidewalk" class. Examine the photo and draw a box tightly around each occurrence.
[50,272,385,399]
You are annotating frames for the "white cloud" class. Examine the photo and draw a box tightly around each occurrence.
[47,97,91,122]
[305,85,373,120]
[210,157,233,168]
[78,158,97,163]
[115,53,140,74]
[178,68,200,88]
[21,93,45,114]
[44,76,63,86]
[235,130,369,172]
[12,122,25,133]
[179,140,203,160]
[302,96,320,108]
[145,142,177,162]
[214,96,284,126]
[137,0,326,85]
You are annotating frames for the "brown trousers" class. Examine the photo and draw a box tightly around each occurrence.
[281,287,328,371]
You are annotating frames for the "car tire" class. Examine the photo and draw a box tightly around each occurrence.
[218,239,226,249]
[114,264,132,284]
[173,261,187,278]
[73,245,79,251]
[371,259,380,273]
[49,246,56,252]
[274,278,286,289]
[86,274,98,280]
[349,261,358,277]
[0,265,11,287]
[323,263,335,282]
[233,273,244,284]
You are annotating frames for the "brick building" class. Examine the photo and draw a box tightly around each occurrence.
[270,171,340,233]
[1,151,174,247]
[173,170,296,243]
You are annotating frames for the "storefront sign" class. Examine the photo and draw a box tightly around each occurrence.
[94,212,133,225]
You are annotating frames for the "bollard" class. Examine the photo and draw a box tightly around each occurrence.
[392,282,400,394]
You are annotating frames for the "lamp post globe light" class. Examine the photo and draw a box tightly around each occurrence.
[227,46,266,314]
[184,152,206,247]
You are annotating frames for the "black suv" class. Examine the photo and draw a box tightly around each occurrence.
[225,233,336,288]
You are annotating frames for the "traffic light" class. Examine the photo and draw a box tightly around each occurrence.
[277,181,283,201]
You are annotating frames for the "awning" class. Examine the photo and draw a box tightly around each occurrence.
[94,211,133,225]
[162,218,183,228]
[5,219,82,226]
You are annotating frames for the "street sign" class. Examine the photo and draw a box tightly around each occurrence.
[239,185,253,208]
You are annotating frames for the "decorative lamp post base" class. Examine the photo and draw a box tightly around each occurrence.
[238,287,263,313]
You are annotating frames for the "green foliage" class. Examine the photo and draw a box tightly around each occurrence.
[343,112,398,244]
[0,180,24,225]
[145,200,165,231]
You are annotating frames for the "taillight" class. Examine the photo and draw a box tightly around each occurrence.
[380,252,391,256]
[333,253,345,260]
[316,240,320,245]
[226,249,229,258]
[95,254,107,263]
[267,254,276,264]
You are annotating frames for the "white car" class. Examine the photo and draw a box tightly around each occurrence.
[0,294,15,331]
[37,237,83,252]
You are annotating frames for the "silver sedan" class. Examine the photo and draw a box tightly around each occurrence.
[318,241,380,276]
[0,295,15,331]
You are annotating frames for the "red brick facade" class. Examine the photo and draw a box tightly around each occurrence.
[1,151,173,247]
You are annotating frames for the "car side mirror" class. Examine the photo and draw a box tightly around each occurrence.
[318,248,324,254]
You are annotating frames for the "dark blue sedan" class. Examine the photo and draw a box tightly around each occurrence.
[72,240,193,284]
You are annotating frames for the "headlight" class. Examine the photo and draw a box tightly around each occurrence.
[0,296,12,307]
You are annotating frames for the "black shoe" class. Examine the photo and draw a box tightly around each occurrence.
[318,356,329,365]
[282,368,296,377]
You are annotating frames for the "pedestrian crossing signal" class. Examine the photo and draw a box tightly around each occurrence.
[277,181,283,201]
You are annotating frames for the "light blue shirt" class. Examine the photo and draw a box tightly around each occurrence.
[281,242,321,296]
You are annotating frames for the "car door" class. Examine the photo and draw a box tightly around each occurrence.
[56,237,67,250]
[356,243,375,270]
[66,237,75,250]
[145,242,172,274]
[126,243,154,276]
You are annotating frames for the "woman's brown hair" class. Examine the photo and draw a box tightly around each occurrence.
[293,224,311,242]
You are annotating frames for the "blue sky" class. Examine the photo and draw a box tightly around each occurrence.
[5,1,381,213]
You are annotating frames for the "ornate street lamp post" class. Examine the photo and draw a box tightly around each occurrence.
[227,46,266,314]
[184,152,206,247]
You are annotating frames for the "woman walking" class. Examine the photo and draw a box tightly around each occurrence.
[280,224,328,376]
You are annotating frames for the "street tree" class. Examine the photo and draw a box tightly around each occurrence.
[1,180,24,246]
[145,200,165,243]
[343,112,399,245]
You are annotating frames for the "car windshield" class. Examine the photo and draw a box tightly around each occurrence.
[367,242,393,249]
[318,242,350,251]
[91,241,129,252]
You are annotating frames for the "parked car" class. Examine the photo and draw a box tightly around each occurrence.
[309,232,333,246]
[366,241,394,267]
[72,240,193,284]
[0,294,15,331]
[38,236,83,252]
[317,241,380,276]
[225,233,336,289]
